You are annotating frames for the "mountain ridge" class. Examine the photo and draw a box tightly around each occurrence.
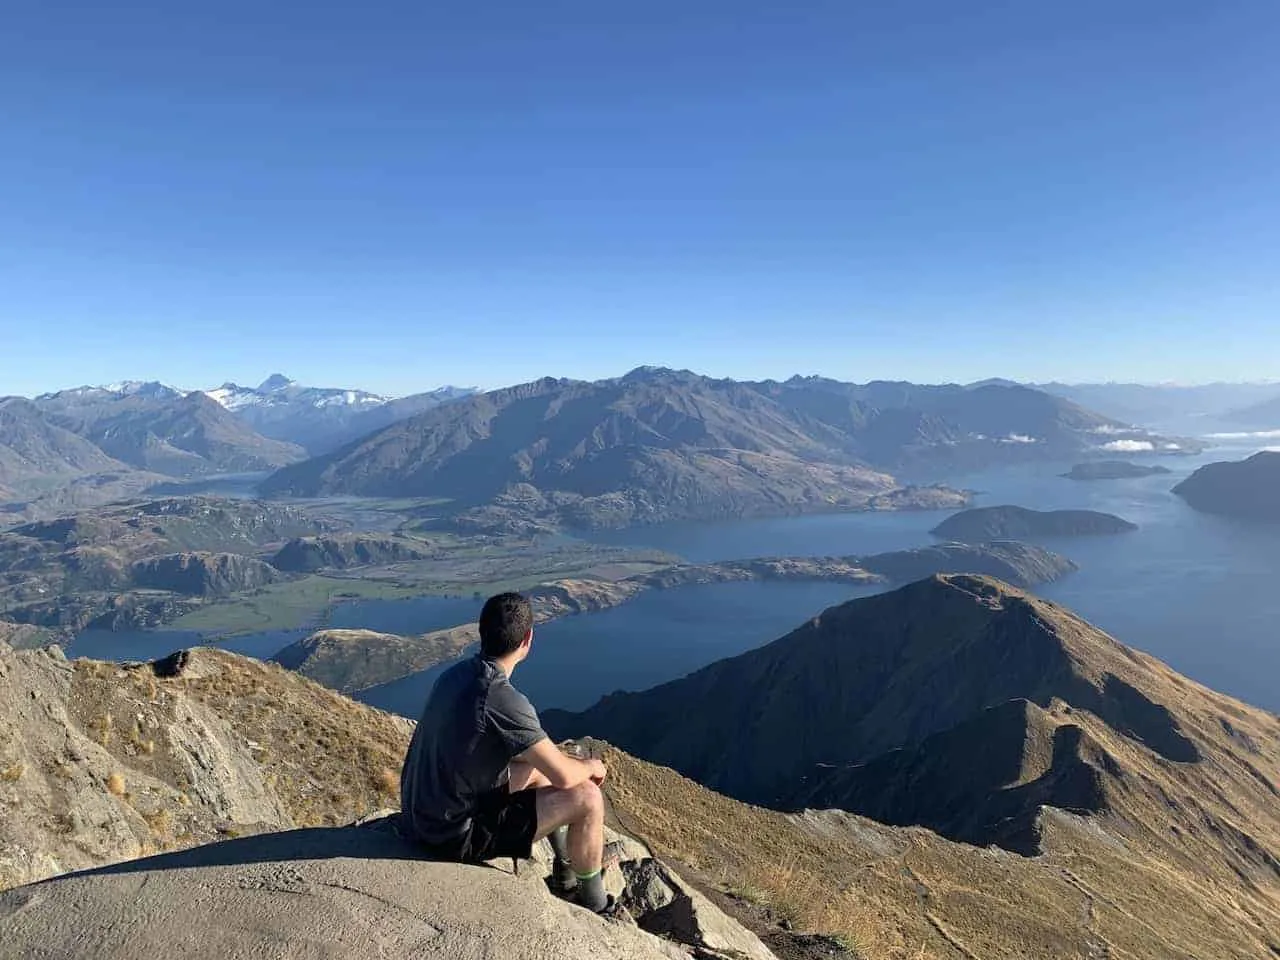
[543,574,1280,901]
[260,368,1181,529]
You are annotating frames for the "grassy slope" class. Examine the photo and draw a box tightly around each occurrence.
[601,745,1280,960]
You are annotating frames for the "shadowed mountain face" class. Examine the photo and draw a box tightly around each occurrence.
[1174,451,1280,522]
[260,369,1173,528]
[34,388,306,476]
[544,575,1278,876]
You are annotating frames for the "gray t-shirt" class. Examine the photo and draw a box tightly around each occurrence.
[400,655,547,846]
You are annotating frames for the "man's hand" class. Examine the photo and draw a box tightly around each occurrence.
[588,757,607,785]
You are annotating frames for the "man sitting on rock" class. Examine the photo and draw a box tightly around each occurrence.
[400,591,617,915]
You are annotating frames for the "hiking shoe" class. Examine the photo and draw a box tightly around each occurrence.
[593,894,633,924]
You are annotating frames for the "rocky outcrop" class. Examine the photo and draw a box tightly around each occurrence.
[129,552,282,597]
[1174,451,1280,521]
[0,645,410,890]
[931,504,1137,540]
[1062,460,1172,480]
[270,534,435,572]
[0,814,774,960]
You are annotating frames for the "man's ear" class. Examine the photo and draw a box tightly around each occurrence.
[522,628,534,650]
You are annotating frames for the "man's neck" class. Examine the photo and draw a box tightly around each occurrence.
[489,652,521,678]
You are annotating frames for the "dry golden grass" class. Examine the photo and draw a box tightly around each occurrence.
[105,772,126,797]
[141,807,172,836]
[372,767,400,802]
[601,743,1280,960]
[1,762,24,782]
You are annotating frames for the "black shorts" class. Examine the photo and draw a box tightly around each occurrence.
[426,787,540,863]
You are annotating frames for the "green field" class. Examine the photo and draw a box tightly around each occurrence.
[170,545,677,637]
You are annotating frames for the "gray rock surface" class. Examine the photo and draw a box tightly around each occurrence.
[0,819,765,960]
[0,644,296,890]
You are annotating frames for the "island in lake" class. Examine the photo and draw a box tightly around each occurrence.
[1173,451,1280,522]
[1062,460,1172,481]
[931,505,1138,541]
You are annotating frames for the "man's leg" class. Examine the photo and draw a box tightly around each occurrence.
[532,781,608,910]
[507,760,552,792]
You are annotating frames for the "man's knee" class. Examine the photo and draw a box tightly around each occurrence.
[569,780,604,819]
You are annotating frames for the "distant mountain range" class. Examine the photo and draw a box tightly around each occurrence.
[5,370,1200,529]
[261,367,1183,529]
[1222,392,1280,428]
[1037,380,1280,431]
[200,375,477,454]
[33,384,307,476]
[0,376,477,521]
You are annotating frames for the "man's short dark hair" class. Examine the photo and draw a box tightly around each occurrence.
[478,592,533,658]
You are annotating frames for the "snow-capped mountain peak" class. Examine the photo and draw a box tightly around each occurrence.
[203,376,391,411]
[258,374,295,393]
[39,381,184,402]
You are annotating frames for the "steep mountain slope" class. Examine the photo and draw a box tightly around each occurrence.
[0,398,135,495]
[544,576,1280,908]
[1175,451,1280,521]
[35,387,306,475]
[205,375,477,453]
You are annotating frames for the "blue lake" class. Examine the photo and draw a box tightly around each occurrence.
[67,595,485,664]
[327,595,484,635]
[578,443,1280,713]
[355,579,882,717]
[66,628,312,663]
[69,436,1280,716]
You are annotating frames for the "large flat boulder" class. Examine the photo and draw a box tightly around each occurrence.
[0,821,690,960]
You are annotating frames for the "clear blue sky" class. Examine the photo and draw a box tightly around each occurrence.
[1,0,1277,396]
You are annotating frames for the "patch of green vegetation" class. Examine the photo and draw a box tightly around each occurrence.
[170,576,422,635]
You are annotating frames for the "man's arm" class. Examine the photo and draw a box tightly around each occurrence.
[515,738,606,789]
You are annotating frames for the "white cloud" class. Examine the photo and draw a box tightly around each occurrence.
[1206,429,1280,440]
[998,433,1038,444]
[1101,440,1156,452]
